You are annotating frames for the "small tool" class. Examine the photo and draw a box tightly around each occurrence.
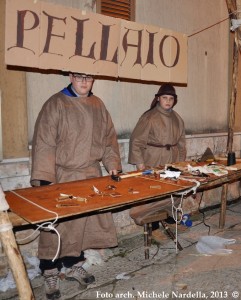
[56,203,82,208]
[119,169,154,179]
[110,192,122,197]
[150,185,162,189]
[128,188,139,194]
[111,174,121,182]
[92,185,101,195]
[58,193,74,200]
[166,166,181,172]
[105,185,117,190]
[92,185,109,196]
[142,170,153,175]
[56,193,87,202]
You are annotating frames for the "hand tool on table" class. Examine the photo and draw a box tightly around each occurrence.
[56,203,82,208]
[113,169,154,181]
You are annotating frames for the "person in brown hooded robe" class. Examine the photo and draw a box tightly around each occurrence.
[128,83,186,238]
[31,72,122,300]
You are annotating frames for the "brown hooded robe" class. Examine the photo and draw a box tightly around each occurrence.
[128,104,186,222]
[31,92,121,259]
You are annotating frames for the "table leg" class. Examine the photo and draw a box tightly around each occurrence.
[219,183,228,229]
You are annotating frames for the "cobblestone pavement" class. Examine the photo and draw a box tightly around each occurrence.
[2,201,241,300]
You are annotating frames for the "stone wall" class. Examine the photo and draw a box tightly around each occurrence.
[2,132,241,191]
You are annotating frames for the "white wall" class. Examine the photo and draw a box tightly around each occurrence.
[26,0,230,144]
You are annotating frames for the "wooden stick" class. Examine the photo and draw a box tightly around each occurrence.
[219,183,228,229]
[119,171,144,179]
[0,185,34,299]
[228,23,238,152]
[0,212,34,299]
[119,169,156,179]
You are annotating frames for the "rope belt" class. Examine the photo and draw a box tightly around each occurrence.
[147,142,177,150]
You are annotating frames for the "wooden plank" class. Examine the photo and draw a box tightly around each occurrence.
[5,164,241,228]
[4,174,195,224]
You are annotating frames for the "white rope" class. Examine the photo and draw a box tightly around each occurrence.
[10,190,59,224]
[36,223,61,262]
[10,190,60,262]
[171,194,184,223]
[170,194,183,254]
[231,19,241,31]
[170,179,200,254]
[175,178,200,196]
[174,206,178,254]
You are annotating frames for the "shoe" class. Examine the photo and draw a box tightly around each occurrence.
[43,268,61,300]
[152,229,168,243]
[65,263,95,286]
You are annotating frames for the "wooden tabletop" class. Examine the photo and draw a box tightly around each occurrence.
[5,161,241,226]
[5,173,194,225]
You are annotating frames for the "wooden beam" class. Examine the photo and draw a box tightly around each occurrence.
[0,212,34,299]
[219,183,228,228]
[0,185,34,300]
[226,0,237,14]
[225,0,241,153]
[227,30,239,152]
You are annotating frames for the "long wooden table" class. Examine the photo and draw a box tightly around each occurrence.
[5,161,241,228]
[1,168,196,300]
[5,172,195,225]
[2,161,241,300]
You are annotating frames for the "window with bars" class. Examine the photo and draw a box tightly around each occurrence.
[96,0,135,21]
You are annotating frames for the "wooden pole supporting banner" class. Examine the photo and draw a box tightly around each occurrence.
[226,0,241,152]
[227,29,239,153]
[0,185,34,300]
